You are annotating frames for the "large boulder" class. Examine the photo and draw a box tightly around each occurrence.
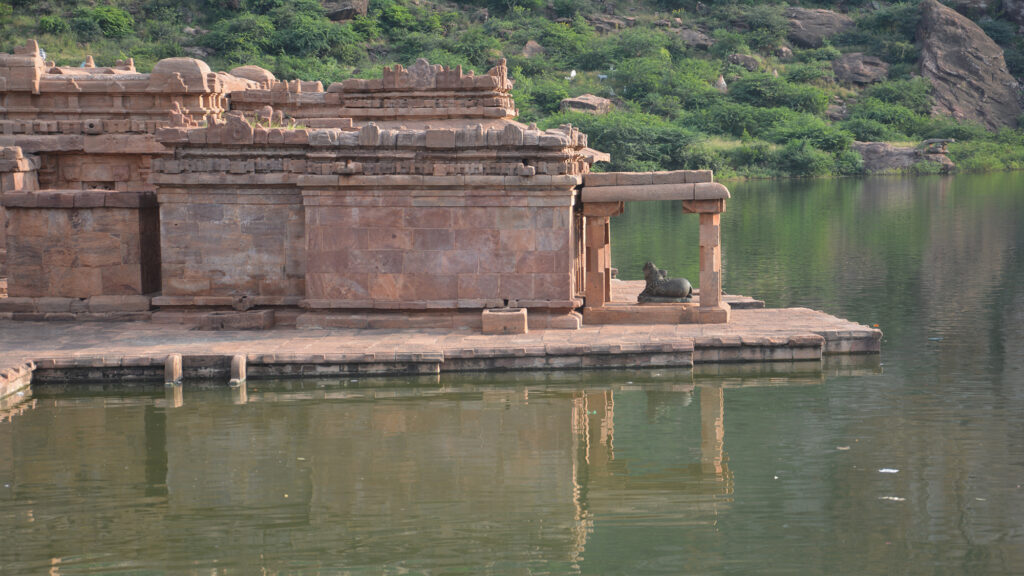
[560,94,614,115]
[785,7,854,48]
[522,40,545,58]
[322,0,368,21]
[918,0,1022,129]
[679,28,714,50]
[832,53,889,85]
[852,141,955,173]
[728,53,761,72]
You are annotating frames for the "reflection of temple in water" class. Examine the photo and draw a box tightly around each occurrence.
[569,385,734,565]
[1,375,825,573]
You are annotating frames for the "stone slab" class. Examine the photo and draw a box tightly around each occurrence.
[0,306,880,384]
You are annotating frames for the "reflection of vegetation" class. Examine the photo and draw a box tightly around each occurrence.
[5,0,1024,177]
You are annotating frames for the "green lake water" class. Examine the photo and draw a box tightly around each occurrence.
[1,173,1023,574]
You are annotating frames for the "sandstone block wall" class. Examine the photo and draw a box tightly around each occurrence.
[158,193,305,302]
[3,190,160,297]
[152,111,590,312]
[228,59,517,128]
[302,194,574,310]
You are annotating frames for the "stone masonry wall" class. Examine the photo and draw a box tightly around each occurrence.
[153,109,589,312]
[228,59,516,127]
[158,193,305,302]
[302,191,574,310]
[3,190,160,297]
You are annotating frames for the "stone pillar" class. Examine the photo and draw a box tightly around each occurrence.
[582,202,622,308]
[684,199,729,323]
[699,212,722,308]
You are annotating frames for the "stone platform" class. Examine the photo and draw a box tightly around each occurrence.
[0,307,880,390]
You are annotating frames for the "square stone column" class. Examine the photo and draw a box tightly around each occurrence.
[684,199,729,323]
[582,201,623,308]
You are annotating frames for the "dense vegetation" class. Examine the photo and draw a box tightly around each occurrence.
[2,0,1024,178]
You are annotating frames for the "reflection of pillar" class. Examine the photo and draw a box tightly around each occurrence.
[165,384,183,409]
[684,199,729,323]
[582,202,624,308]
[699,386,725,477]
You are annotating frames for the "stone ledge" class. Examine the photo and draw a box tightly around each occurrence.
[1,189,158,208]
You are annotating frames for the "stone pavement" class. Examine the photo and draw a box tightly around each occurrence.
[0,307,881,386]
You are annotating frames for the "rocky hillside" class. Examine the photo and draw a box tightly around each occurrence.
[1,0,1023,177]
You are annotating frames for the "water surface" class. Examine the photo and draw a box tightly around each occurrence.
[1,173,1023,574]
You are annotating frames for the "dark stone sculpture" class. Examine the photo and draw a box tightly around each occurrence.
[638,261,692,303]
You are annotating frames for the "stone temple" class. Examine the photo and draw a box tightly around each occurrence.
[0,39,732,332]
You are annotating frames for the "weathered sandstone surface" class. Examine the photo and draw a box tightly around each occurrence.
[918,0,1022,129]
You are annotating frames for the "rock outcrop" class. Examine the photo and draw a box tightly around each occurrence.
[832,53,889,85]
[728,54,761,72]
[522,40,545,58]
[322,0,368,21]
[560,94,614,115]
[679,28,714,50]
[852,141,955,173]
[786,8,854,48]
[918,0,1022,129]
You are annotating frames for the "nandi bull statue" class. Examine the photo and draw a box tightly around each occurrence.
[638,261,693,303]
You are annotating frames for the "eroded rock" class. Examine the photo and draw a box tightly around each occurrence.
[322,0,368,21]
[728,53,761,72]
[852,141,955,173]
[918,0,1022,129]
[560,94,613,115]
[832,53,889,85]
[786,7,854,48]
[679,28,714,50]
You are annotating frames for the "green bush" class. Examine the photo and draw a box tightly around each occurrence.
[847,97,925,136]
[203,13,276,63]
[38,15,70,35]
[795,45,841,63]
[726,141,774,167]
[862,78,932,115]
[743,4,788,51]
[833,148,865,175]
[448,25,503,66]
[766,116,853,153]
[71,16,103,41]
[839,118,904,141]
[728,74,828,114]
[783,61,834,84]
[774,139,834,177]
[540,110,701,172]
[709,29,750,58]
[512,75,570,118]
[74,5,135,38]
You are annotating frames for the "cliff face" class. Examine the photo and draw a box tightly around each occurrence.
[918,0,1022,129]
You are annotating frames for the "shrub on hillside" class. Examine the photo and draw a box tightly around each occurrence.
[728,74,829,114]
[38,15,70,35]
[839,118,904,141]
[540,110,701,172]
[774,139,834,176]
[73,6,135,39]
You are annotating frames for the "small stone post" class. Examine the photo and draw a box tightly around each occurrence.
[164,353,182,386]
[229,354,246,387]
